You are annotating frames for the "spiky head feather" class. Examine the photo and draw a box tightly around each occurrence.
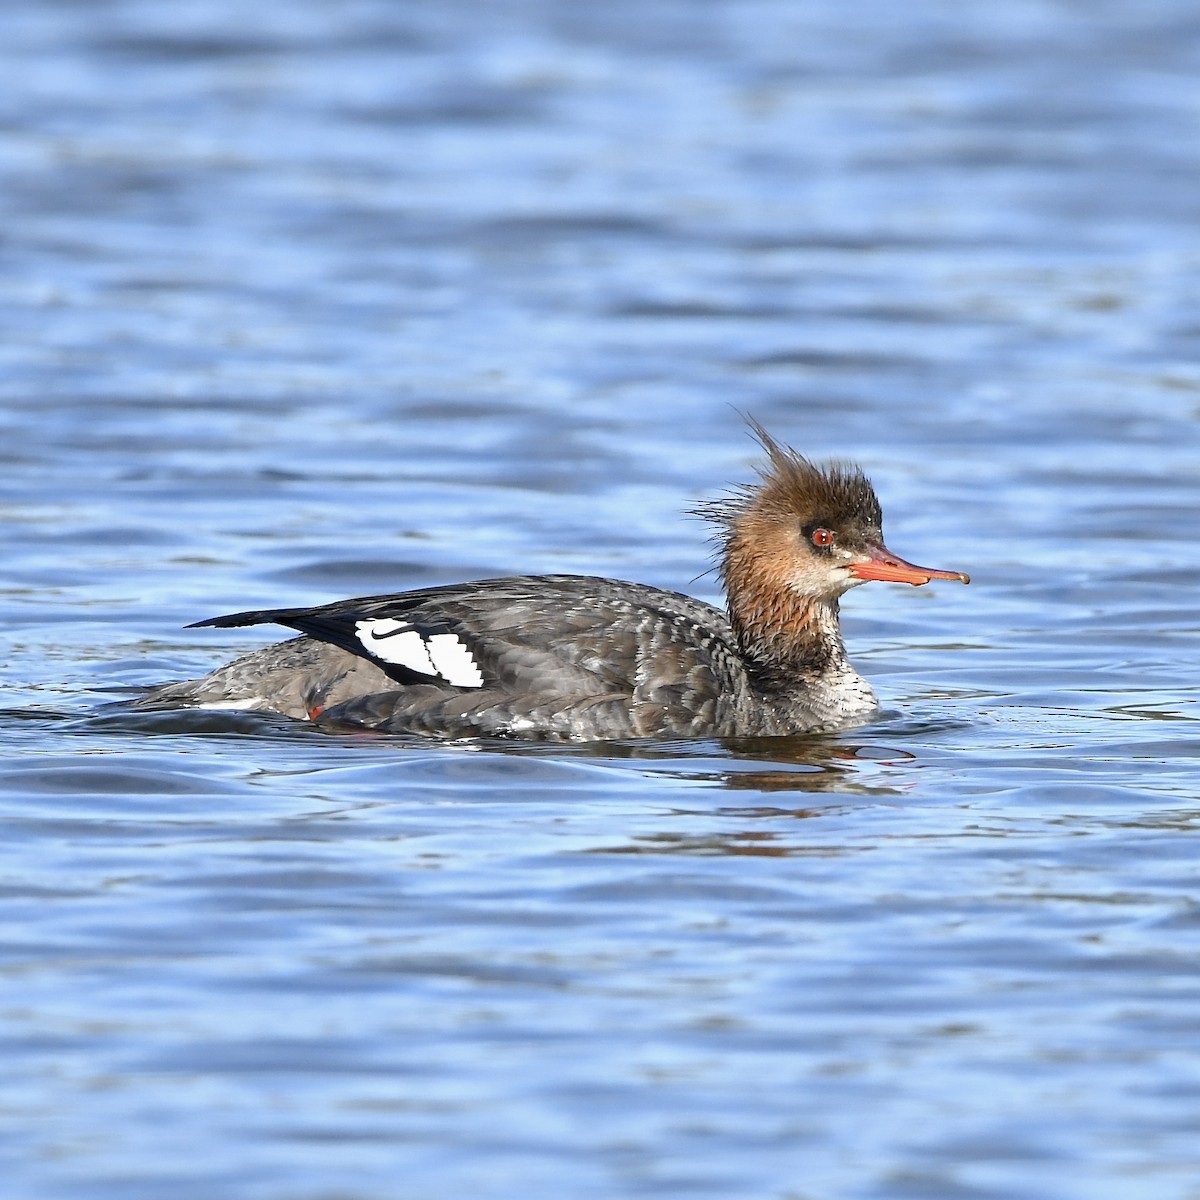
[695,420,882,541]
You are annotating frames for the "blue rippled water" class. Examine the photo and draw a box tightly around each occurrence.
[2,2,1200,1198]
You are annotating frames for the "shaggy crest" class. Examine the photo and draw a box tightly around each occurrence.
[694,420,882,539]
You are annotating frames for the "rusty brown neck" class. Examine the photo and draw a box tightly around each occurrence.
[722,551,848,693]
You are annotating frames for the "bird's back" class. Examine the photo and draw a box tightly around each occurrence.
[145,575,761,740]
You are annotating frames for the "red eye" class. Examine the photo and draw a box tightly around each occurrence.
[811,528,834,547]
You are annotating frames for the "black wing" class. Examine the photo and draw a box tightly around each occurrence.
[190,588,492,691]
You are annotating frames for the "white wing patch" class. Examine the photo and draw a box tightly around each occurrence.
[354,619,484,688]
[357,621,436,675]
[426,632,485,687]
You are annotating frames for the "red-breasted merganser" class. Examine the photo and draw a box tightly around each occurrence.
[139,426,968,740]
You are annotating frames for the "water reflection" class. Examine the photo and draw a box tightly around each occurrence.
[587,827,855,857]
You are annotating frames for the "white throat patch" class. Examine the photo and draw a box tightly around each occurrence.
[354,618,484,688]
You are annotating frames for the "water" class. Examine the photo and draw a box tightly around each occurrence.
[2,1,1200,1197]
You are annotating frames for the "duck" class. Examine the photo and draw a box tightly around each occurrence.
[139,424,968,740]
